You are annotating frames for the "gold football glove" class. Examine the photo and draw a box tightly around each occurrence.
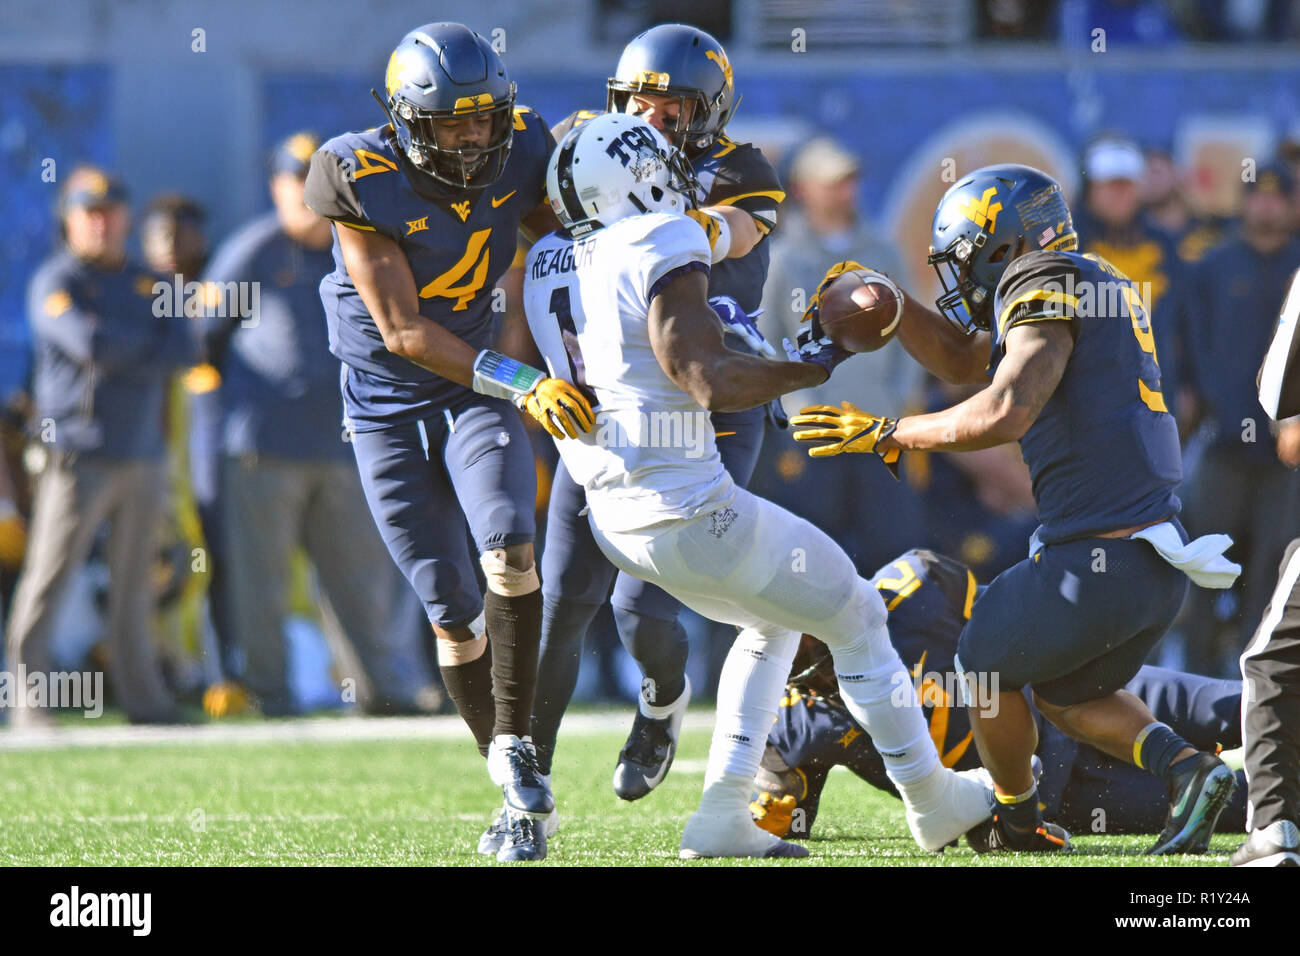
[521,377,596,440]
[801,259,867,324]
[790,402,901,477]
[203,680,252,719]
[750,791,799,838]
[684,207,723,250]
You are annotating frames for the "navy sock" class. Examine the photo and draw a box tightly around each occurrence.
[439,642,494,758]
[612,605,688,708]
[484,588,543,741]
[1135,722,1193,786]
[530,595,601,775]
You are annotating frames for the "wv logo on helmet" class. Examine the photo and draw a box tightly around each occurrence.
[959,186,1002,232]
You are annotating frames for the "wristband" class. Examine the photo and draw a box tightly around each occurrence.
[472,350,545,405]
[700,208,731,263]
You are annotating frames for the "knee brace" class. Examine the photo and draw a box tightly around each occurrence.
[480,549,540,597]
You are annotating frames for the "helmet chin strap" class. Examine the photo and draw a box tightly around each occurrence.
[371,88,398,133]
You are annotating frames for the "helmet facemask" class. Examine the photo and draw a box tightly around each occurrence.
[927,235,1020,334]
[607,84,713,145]
[928,236,991,334]
[390,90,516,190]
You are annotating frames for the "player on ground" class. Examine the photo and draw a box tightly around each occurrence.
[303,22,593,863]
[530,23,787,807]
[791,164,1241,853]
[751,548,1248,845]
[522,112,993,858]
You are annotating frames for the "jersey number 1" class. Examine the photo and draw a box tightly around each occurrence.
[549,286,597,405]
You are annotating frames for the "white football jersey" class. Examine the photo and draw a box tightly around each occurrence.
[523,212,735,533]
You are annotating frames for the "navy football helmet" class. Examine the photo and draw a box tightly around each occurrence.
[381,22,516,189]
[927,164,1077,333]
[607,23,736,155]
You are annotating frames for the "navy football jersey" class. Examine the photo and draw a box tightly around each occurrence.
[991,249,1182,543]
[555,109,783,315]
[304,109,553,430]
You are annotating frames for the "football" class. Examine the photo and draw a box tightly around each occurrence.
[816,269,904,353]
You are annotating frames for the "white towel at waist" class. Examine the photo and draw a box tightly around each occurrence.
[1130,521,1241,589]
[1027,521,1241,589]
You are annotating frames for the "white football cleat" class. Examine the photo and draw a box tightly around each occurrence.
[679,809,810,859]
[901,765,995,852]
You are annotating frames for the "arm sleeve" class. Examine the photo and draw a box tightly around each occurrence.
[27,269,159,373]
[706,143,785,238]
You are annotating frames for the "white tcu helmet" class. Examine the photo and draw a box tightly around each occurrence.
[546,112,698,236]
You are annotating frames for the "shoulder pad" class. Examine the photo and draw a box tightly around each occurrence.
[995,250,1086,339]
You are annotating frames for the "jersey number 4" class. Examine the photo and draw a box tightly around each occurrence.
[419,228,491,311]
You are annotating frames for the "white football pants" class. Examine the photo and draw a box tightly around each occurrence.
[589,485,939,796]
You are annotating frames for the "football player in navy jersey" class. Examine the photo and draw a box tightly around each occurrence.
[529,23,788,810]
[791,164,1243,854]
[303,22,594,863]
[751,548,1248,846]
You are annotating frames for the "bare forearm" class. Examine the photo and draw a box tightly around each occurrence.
[340,226,482,385]
[385,319,481,386]
[707,205,762,260]
[884,390,1025,453]
[688,353,824,413]
[885,322,1072,453]
[895,295,989,385]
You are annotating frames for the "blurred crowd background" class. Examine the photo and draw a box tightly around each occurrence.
[3,0,1300,724]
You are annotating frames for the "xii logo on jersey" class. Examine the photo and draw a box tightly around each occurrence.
[405,217,429,235]
[959,186,1002,233]
[450,201,472,222]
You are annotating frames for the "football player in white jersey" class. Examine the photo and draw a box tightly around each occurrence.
[521,112,995,859]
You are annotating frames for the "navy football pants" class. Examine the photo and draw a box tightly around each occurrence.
[349,396,536,628]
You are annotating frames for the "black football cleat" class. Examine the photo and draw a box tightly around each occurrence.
[612,678,690,802]
[487,735,555,816]
[1146,753,1236,855]
[477,804,509,857]
[966,815,1073,854]
[1231,820,1300,867]
[497,808,546,862]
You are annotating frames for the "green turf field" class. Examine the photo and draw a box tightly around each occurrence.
[0,721,1241,866]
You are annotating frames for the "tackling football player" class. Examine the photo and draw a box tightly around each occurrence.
[791,164,1242,853]
[303,22,593,863]
[751,548,1248,846]
[521,112,994,858]
[529,23,788,811]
